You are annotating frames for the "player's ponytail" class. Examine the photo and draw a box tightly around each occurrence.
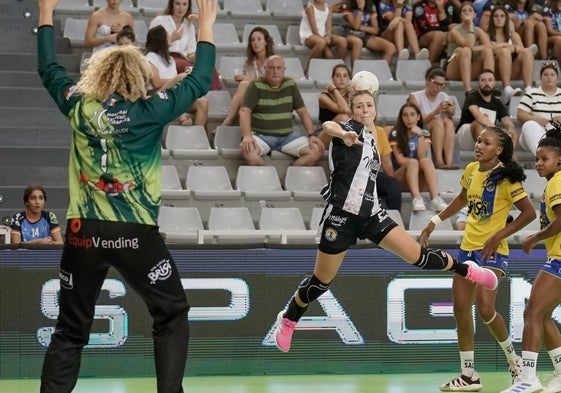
[485,127,526,187]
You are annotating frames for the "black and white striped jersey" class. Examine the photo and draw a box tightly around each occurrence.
[321,119,382,217]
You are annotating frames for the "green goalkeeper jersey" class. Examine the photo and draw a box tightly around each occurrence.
[37,26,215,225]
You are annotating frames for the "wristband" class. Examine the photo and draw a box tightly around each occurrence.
[430,215,442,226]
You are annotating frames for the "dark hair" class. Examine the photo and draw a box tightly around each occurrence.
[348,0,375,12]
[460,1,475,13]
[425,65,446,81]
[116,25,135,44]
[394,103,423,157]
[538,121,561,155]
[162,0,191,18]
[540,62,559,76]
[510,0,533,13]
[23,184,46,203]
[332,63,350,78]
[479,68,496,78]
[488,6,510,43]
[145,25,172,66]
[245,26,275,66]
[483,127,526,187]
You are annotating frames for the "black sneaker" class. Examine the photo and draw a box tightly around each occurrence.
[439,371,483,391]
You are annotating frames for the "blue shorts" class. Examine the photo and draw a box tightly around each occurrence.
[540,258,561,279]
[457,249,508,276]
[253,131,308,157]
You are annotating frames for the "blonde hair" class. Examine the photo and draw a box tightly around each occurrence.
[77,45,152,102]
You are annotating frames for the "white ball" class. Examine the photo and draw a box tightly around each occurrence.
[351,71,380,95]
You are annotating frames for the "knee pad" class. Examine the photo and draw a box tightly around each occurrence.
[297,274,330,304]
[415,247,449,270]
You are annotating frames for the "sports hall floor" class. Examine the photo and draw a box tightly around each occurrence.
[0,372,556,393]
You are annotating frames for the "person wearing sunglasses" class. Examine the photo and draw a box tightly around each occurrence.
[409,65,458,169]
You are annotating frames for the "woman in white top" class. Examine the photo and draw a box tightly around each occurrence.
[84,0,134,54]
[299,0,347,76]
[145,25,208,127]
[408,66,457,169]
[517,63,561,154]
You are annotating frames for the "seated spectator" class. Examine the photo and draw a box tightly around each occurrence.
[511,0,547,60]
[300,0,347,76]
[488,6,535,103]
[412,0,450,65]
[317,63,353,148]
[145,25,208,127]
[389,103,448,212]
[477,0,512,31]
[239,55,324,166]
[517,62,561,154]
[150,0,221,90]
[378,0,429,60]
[84,0,134,54]
[445,2,494,95]
[456,69,518,151]
[116,24,136,46]
[408,66,457,169]
[219,27,275,128]
[544,1,561,65]
[9,185,63,245]
[342,0,397,66]
[454,206,468,230]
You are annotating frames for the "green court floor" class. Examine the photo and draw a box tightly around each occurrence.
[1,372,559,393]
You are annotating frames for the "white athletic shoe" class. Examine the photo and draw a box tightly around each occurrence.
[415,48,430,60]
[500,377,544,393]
[509,356,523,384]
[412,196,426,211]
[398,48,410,60]
[440,371,483,391]
[544,373,561,393]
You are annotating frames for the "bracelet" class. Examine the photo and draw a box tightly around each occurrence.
[430,215,442,226]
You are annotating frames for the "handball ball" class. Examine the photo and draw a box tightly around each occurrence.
[351,71,379,96]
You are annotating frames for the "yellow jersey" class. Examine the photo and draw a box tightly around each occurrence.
[460,162,528,254]
[543,171,561,259]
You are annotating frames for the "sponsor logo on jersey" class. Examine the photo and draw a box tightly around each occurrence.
[59,269,73,289]
[67,234,139,249]
[148,259,173,284]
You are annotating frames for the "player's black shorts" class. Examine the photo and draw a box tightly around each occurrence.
[317,204,399,255]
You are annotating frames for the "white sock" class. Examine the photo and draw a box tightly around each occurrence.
[521,350,539,380]
[460,351,475,377]
[548,347,561,375]
[499,338,516,363]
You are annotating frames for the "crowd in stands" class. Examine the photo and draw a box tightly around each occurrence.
[34,0,561,238]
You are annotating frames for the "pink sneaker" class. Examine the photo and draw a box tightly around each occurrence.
[464,260,498,290]
[274,310,297,352]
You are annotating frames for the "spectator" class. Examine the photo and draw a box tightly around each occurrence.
[412,0,450,65]
[544,0,561,65]
[477,0,512,31]
[9,184,63,245]
[145,25,208,128]
[389,103,448,212]
[300,0,347,76]
[456,69,518,151]
[408,66,457,169]
[239,55,324,166]
[455,206,468,230]
[488,6,534,103]
[317,65,402,211]
[445,2,494,95]
[219,26,275,128]
[517,62,561,154]
[150,0,221,90]
[84,0,134,54]
[116,24,136,46]
[342,0,397,66]
[511,0,547,60]
[378,0,429,60]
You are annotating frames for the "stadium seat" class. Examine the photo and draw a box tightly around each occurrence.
[259,207,307,229]
[206,90,232,122]
[283,57,315,88]
[309,206,325,230]
[218,56,246,87]
[409,210,453,231]
[376,93,409,124]
[299,91,321,123]
[185,166,241,200]
[55,0,95,16]
[213,125,242,157]
[157,206,204,243]
[164,125,218,159]
[91,0,140,16]
[307,58,346,88]
[235,166,292,200]
[395,59,431,90]
[63,18,88,47]
[353,59,402,90]
[207,207,266,244]
[284,166,327,201]
[387,209,405,228]
[435,169,462,199]
[265,0,304,18]
[285,25,309,55]
[509,96,522,120]
[224,0,266,17]
[524,169,546,200]
[138,0,167,16]
[213,23,245,51]
[161,165,190,199]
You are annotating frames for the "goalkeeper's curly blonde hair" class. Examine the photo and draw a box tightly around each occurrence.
[77,45,152,103]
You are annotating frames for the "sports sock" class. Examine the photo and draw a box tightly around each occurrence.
[460,351,475,377]
[548,347,561,375]
[521,350,539,380]
[499,338,516,363]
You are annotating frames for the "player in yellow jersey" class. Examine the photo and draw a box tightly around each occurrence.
[420,126,536,392]
[501,125,561,393]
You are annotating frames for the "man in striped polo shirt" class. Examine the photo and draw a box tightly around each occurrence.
[239,55,324,166]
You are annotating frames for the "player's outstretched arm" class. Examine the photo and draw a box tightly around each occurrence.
[38,0,58,26]
[196,0,217,44]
